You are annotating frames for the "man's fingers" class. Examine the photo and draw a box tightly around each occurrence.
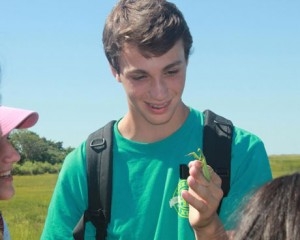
[181,189,208,212]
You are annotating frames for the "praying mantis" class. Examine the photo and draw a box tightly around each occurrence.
[187,148,211,182]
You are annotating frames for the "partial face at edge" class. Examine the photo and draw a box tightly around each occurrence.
[0,133,20,200]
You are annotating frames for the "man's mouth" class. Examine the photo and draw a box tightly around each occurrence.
[149,101,169,109]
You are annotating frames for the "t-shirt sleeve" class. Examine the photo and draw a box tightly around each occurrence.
[218,127,272,230]
[41,141,96,239]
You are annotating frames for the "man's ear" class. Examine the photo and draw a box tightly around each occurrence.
[110,65,121,82]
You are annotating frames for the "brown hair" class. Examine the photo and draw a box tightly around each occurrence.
[102,0,193,73]
[234,172,300,240]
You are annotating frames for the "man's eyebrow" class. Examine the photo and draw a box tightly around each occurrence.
[126,60,183,75]
[163,60,183,71]
[127,69,147,75]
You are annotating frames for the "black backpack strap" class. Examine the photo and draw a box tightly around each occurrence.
[203,109,233,197]
[73,120,116,240]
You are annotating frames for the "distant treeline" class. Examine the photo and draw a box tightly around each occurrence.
[10,130,74,175]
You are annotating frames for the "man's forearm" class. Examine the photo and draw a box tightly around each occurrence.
[193,214,229,240]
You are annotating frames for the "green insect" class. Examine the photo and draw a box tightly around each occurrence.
[187,148,211,182]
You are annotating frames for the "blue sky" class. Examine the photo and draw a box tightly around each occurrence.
[1,0,299,155]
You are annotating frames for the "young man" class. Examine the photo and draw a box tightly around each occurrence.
[41,0,272,239]
[0,106,39,239]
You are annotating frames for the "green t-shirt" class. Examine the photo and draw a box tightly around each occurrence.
[41,108,272,239]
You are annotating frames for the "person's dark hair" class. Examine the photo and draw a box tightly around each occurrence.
[102,0,193,73]
[234,172,300,240]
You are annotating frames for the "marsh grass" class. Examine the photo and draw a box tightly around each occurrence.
[269,154,300,178]
[0,174,57,239]
[0,155,299,239]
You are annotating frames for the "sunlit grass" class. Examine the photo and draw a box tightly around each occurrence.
[0,174,57,240]
[269,154,300,178]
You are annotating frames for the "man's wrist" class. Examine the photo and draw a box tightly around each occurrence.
[193,214,228,240]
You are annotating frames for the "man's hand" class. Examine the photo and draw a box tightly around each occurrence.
[181,160,228,240]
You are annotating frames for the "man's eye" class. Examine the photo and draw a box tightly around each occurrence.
[166,69,179,75]
[131,75,146,81]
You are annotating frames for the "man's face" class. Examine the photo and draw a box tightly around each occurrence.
[113,40,188,127]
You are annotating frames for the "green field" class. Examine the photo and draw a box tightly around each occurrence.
[0,174,58,239]
[0,155,299,239]
[269,154,300,178]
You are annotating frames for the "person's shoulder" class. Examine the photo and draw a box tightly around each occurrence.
[66,141,87,158]
[232,126,268,162]
[56,141,87,184]
[61,141,87,169]
[233,126,264,145]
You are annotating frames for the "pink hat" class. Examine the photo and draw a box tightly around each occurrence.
[0,106,39,136]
